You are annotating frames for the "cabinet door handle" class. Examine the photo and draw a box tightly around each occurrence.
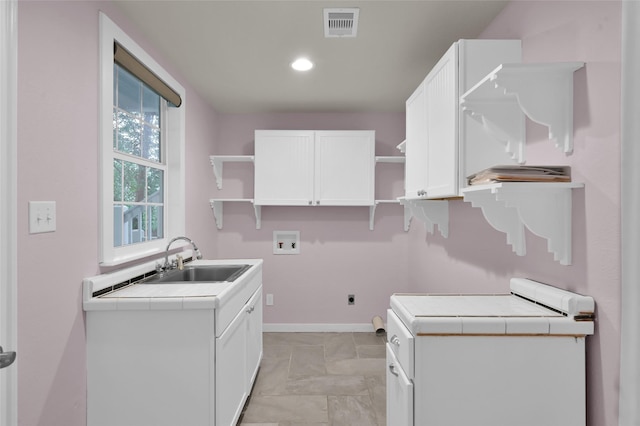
[246,305,255,314]
[388,363,399,377]
[390,335,400,346]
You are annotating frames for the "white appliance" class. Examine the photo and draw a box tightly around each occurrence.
[386,278,595,426]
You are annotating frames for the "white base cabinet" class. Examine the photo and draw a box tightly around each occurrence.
[86,283,263,426]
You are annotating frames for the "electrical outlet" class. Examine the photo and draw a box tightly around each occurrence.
[266,293,274,306]
[29,201,56,234]
[348,294,355,305]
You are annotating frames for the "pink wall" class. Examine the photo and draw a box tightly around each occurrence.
[213,113,409,325]
[406,2,621,425]
[17,1,219,424]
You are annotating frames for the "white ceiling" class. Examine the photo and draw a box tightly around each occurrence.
[114,1,508,113]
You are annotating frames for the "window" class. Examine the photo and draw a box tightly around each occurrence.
[100,13,185,266]
[112,64,165,247]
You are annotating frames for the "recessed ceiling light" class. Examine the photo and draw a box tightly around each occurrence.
[291,57,314,72]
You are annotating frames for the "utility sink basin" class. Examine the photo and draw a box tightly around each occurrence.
[142,264,251,284]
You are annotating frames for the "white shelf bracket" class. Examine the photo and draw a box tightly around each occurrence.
[462,183,583,265]
[254,205,262,230]
[491,62,585,154]
[210,200,223,229]
[461,62,584,158]
[399,198,449,238]
[463,99,525,163]
[463,189,526,256]
[210,157,223,189]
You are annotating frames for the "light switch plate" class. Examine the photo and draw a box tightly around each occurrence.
[29,201,56,234]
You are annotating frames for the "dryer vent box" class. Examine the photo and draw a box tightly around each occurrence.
[324,8,359,38]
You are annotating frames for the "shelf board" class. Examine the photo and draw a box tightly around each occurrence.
[462,182,584,265]
[460,62,585,159]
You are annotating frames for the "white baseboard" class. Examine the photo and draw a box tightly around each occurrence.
[263,323,382,333]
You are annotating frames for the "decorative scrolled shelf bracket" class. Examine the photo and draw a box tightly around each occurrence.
[398,198,449,238]
[462,182,583,265]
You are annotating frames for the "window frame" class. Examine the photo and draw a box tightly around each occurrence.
[99,12,185,266]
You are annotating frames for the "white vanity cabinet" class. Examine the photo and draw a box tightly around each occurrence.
[404,39,522,199]
[84,259,263,426]
[254,130,375,206]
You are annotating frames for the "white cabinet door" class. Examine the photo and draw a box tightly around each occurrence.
[254,130,375,206]
[386,344,413,426]
[216,306,248,426]
[425,43,458,198]
[254,130,314,205]
[404,82,428,199]
[245,287,263,387]
[315,131,375,206]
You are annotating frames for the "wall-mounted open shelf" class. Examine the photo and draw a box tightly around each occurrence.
[461,182,583,265]
[209,199,261,230]
[460,62,585,160]
[209,155,254,189]
[398,197,449,237]
[209,153,405,231]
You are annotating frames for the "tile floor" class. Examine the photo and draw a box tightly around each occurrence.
[238,332,387,426]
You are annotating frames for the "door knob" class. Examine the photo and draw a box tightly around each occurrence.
[0,346,16,369]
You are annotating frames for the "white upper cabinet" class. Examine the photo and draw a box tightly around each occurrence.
[404,39,522,200]
[254,130,375,206]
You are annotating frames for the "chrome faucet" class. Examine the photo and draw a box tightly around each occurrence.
[163,236,203,271]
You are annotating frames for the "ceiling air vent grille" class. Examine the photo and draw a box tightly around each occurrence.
[324,8,359,38]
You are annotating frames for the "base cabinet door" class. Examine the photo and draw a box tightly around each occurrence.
[386,344,413,426]
[216,306,248,426]
[245,287,263,385]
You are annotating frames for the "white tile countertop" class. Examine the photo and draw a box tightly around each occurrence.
[83,257,263,311]
[390,278,595,336]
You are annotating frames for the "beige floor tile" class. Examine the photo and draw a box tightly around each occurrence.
[252,358,290,396]
[241,395,329,423]
[284,375,370,396]
[353,332,386,346]
[324,333,357,361]
[356,344,386,359]
[365,375,386,425]
[263,332,327,346]
[328,395,378,426]
[289,345,326,378]
[263,344,293,360]
[326,358,386,377]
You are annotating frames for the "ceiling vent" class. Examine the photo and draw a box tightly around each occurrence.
[324,8,359,38]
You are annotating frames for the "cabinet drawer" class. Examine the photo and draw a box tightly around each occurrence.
[387,309,414,379]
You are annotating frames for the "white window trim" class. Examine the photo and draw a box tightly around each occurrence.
[99,12,185,266]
